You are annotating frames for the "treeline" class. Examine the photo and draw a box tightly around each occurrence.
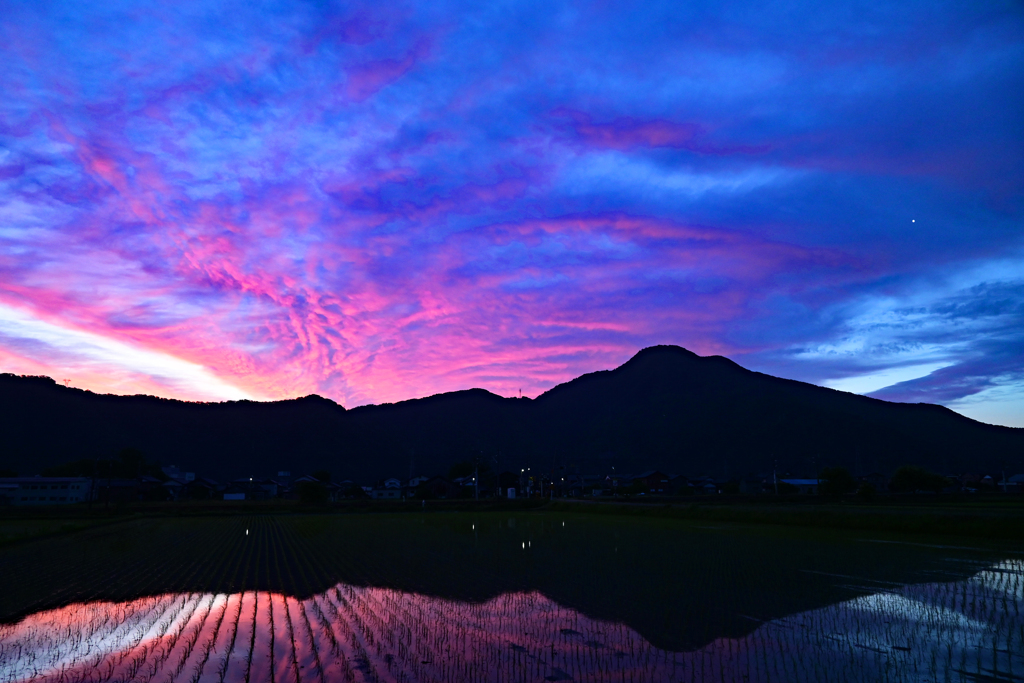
[39,448,168,481]
[815,465,965,498]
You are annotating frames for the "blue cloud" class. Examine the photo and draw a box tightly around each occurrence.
[0,0,1021,419]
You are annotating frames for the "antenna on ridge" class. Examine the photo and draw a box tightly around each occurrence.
[62,379,71,388]
[519,388,522,399]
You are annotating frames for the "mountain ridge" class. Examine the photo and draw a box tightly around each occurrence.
[1,345,1020,481]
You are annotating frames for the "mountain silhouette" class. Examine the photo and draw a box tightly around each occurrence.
[1,345,1020,481]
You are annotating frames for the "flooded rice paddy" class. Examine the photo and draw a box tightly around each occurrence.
[0,513,1021,682]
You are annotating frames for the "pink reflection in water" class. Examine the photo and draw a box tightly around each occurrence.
[0,560,1021,682]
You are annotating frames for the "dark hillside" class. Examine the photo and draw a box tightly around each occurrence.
[0,377,353,480]
[0,346,1020,481]
[529,345,1021,476]
[345,389,534,476]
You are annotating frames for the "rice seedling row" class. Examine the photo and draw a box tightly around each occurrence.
[4,558,1020,683]
[3,513,1022,682]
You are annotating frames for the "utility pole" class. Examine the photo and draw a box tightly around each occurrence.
[773,458,778,496]
[474,456,479,500]
[89,456,97,510]
[494,450,501,497]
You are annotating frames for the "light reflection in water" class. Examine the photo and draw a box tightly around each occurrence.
[0,560,1020,682]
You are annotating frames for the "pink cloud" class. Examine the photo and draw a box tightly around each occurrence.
[551,109,770,155]
[0,111,863,409]
[272,214,860,404]
[345,40,431,102]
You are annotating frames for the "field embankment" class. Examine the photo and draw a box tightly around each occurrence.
[548,496,1024,540]
[2,494,1022,541]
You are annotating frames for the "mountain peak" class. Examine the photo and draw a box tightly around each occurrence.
[630,345,699,360]
[621,345,746,375]
[1,346,1020,480]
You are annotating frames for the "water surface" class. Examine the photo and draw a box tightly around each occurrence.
[0,513,1020,681]
[2,560,1021,682]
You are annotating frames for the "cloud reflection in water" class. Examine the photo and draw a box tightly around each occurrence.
[1,560,1020,682]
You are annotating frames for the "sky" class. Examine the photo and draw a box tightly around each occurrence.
[0,0,1022,425]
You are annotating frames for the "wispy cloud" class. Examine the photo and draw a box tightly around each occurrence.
[824,362,955,396]
[764,258,1024,423]
[0,0,1021,424]
[0,303,253,401]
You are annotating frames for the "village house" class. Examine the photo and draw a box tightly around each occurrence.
[161,465,194,482]
[738,477,766,494]
[668,474,692,494]
[224,478,279,501]
[687,476,719,494]
[415,476,462,499]
[370,477,404,499]
[222,484,247,501]
[0,477,93,505]
[183,477,221,500]
[780,478,819,495]
[0,481,15,505]
[162,477,185,501]
[562,474,602,497]
[332,480,365,499]
[632,471,671,494]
